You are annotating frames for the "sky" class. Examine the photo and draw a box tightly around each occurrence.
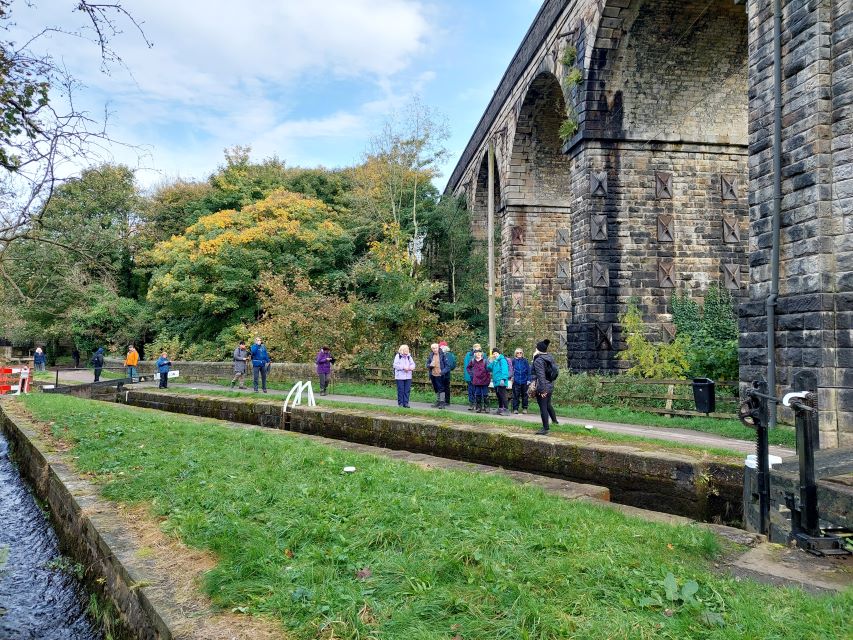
[8,0,545,191]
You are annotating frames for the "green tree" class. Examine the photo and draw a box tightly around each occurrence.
[2,163,147,346]
[139,179,215,247]
[423,195,487,331]
[69,285,150,354]
[621,301,690,379]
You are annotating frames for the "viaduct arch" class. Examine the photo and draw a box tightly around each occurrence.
[449,0,852,447]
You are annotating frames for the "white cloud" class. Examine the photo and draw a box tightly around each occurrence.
[7,0,438,186]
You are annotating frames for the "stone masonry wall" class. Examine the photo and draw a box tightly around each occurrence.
[583,0,749,143]
[742,0,852,447]
[570,141,749,370]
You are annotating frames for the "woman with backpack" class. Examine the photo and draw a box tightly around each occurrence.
[531,339,559,435]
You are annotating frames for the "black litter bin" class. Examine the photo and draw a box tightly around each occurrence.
[692,378,715,414]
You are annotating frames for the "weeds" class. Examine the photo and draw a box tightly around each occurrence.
[44,555,85,580]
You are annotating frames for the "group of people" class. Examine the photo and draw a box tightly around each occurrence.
[230,337,273,393]
[81,334,561,434]
[393,338,560,435]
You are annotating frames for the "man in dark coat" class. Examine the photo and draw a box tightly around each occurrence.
[531,339,559,435]
[90,347,105,382]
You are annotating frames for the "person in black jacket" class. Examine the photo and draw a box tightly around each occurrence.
[531,339,559,435]
[90,347,105,382]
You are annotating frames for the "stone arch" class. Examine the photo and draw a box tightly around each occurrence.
[507,71,572,204]
[583,0,748,143]
[566,0,749,371]
[470,149,503,240]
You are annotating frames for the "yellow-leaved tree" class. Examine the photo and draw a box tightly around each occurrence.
[145,189,354,343]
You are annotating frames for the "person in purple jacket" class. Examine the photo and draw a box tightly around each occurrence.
[465,346,491,413]
[316,346,334,396]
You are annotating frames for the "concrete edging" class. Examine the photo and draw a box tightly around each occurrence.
[0,402,174,640]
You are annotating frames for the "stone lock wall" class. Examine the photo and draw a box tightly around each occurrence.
[742,0,852,447]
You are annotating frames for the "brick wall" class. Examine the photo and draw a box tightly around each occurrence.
[742,0,851,447]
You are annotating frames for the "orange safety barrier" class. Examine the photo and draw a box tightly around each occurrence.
[0,366,32,395]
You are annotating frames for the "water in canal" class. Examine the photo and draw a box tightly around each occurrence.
[0,432,102,640]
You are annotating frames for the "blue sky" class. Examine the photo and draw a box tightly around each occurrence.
[11,0,544,190]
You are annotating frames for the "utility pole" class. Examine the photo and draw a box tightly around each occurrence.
[487,141,496,352]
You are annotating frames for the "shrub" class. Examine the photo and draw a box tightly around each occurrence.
[671,286,739,380]
[620,302,690,379]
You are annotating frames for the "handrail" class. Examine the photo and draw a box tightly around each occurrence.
[283,381,316,413]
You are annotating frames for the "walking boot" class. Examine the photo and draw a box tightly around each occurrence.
[535,427,550,435]
[432,393,441,408]
[482,399,490,414]
[475,398,482,413]
[468,402,475,411]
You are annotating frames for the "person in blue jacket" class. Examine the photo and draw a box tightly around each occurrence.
[250,336,272,393]
[155,351,172,389]
[463,342,481,411]
[33,347,46,372]
[487,348,510,416]
[511,348,531,414]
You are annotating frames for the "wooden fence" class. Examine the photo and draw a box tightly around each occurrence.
[362,366,469,391]
[597,378,740,419]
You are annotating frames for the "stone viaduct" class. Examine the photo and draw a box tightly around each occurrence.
[446,0,851,447]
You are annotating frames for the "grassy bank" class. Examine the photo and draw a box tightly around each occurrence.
[18,394,850,639]
[204,378,795,448]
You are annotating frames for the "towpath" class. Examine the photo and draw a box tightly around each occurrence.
[134,379,794,458]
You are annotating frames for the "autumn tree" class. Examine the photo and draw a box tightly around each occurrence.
[349,97,448,262]
[146,189,355,342]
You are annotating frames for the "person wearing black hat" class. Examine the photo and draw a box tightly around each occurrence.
[531,339,559,435]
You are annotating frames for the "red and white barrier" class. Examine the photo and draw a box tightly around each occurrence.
[0,366,32,395]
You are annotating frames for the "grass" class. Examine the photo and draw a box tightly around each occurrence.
[162,385,745,459]
[16,394,850,640]
[203,377,796,449]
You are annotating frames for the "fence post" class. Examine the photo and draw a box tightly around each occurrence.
[665,383,675,417]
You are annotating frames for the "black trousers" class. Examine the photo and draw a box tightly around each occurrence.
[494,385,508,410]
[159,374,168,389]
[94,368,102,382]
[537,392,557,430]
[512,383,529,411]
[442,373,451,404]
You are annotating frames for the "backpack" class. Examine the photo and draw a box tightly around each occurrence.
[446,351,457,370]
[544,358,559,382]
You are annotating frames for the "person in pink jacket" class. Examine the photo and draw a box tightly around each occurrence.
[392,344,416,408]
